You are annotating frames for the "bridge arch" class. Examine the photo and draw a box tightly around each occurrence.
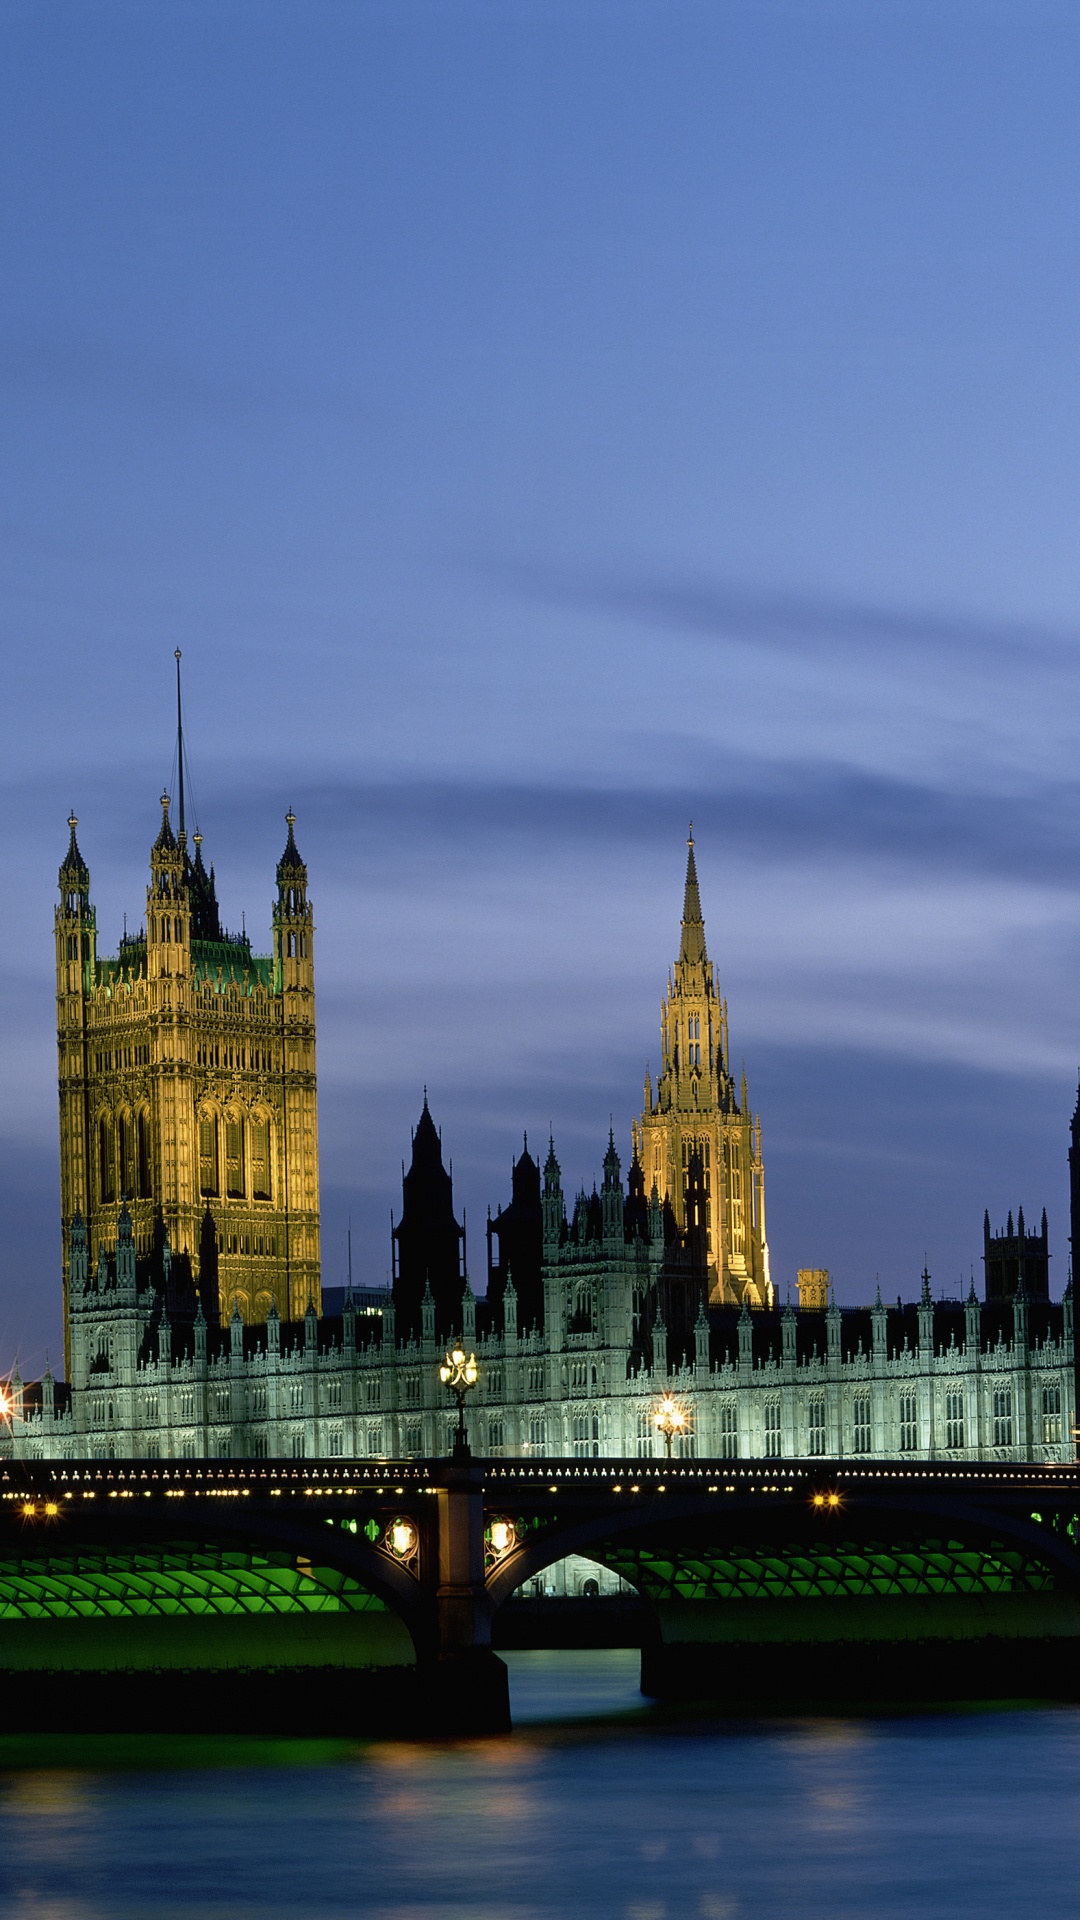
[0,1502,432,1673]
[483,1481,1080,1660]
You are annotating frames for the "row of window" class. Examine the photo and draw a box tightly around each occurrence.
[86,1382,1065,1456]
[724,1384,1063,1457]
[195,1043,274,1073]
[93,1044,151,1072]
[199,1113,272,1200]
[98,1112,152,1202]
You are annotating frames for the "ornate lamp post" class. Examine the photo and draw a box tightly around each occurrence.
[653,1393,689,1459]
[440,1344,479,1460]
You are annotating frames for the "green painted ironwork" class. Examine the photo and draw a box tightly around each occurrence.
[601,1538,1054,1603]
[0,1545,387,1620]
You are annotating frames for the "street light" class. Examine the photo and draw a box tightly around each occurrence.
[440,1344,479,1460]
[653,1394,689,1459]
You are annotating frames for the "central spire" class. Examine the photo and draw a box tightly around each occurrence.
[679,824,706,965]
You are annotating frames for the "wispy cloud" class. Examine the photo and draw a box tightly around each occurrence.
[490,560,1080,669]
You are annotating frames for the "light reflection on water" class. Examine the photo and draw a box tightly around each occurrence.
[0,1652,1078,1920]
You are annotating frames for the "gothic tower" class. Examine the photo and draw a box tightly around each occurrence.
[56,677,320,1364]
[391,1096,465,1342]
[632,833,771,1309]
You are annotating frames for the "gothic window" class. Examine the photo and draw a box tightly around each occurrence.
[527,1364,544,1396]
[899,1391,918,1452]
[217,1436,230,1459]
[853,1394,872,1454]
[136,1111,152,1197]
[719,1400,738,1459]
[251,1117,272,1200]
[992,1387,1013,1450]
[570,1360,588,1395]
[290,1382,303,1413]
[225,1116,245,1197]
[252,1433,268,1459]
[487,1370,503,1402]
[179,1390,194,1422]
[365,1376,381,1408]
[763,1401,781,1458]
[636,1408,654,1458]
[118,1114,131,1200]
[291,1430,305,1459]
[529,1413,547,1451]
[405,1422,422,1455]
[404,1373,421,1406]
[287,932,296,958]
[328,1430,344,1457]
[325,1379,342,1412]
[146,1437,160,1461]
[367,1423,383,1456]
[199,1116,219,1197]
[98,1117,116,1204]
[570,1288,593,1334]
[487,1417,504,1454]
[572,1413,590,1459]
[252,1385,267,1416]
[808,1398,826,1456]
[945,1389,964,1450]
[1042,1383,1062,1446]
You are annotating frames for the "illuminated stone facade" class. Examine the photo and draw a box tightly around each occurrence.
[9,829,1071,1468]
[633,837,770,1308]
[55,799,320,1363]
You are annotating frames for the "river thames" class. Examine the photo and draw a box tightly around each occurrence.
[0,1651,1077,1919]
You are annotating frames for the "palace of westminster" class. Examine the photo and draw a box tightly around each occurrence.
[3,708,1078,1471]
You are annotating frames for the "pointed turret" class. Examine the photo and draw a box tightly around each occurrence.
[392,1095,465,1342]
[59,813,90,905]
[188,832,221,941]
[488,1135,544,1333]
[274,809,314,988]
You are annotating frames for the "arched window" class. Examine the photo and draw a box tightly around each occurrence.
[199,1115,219,1196]
[117,1113,131,1200]
[225,1116,245,1197]
[136,1111,152,1197]
[98,1117,116,1203]
[250,1116,271,1200]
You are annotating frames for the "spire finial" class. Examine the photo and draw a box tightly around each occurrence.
[174,650,186,838]
[679,829,706,964]
[68,811,78,832]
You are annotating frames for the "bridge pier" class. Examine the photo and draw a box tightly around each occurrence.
[429,1462,510,1734]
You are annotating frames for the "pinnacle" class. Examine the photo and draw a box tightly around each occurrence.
[59,811,90,888]
[276,808,306,882]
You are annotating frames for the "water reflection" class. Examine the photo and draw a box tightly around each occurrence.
[0,1655,1077,1920]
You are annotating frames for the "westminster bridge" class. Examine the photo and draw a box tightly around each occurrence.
[3,1454,1080,1733]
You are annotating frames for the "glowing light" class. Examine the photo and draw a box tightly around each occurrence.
[20,1502,36,1518]
[652,1394,691,1459]
[44,1502,59,1518]
[0,1389,10,1418]
[389,1519,417,1557]
[439,1346,480,1457]
[488,1519,513,1555]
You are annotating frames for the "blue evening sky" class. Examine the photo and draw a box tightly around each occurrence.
[3,0,1080,1369]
